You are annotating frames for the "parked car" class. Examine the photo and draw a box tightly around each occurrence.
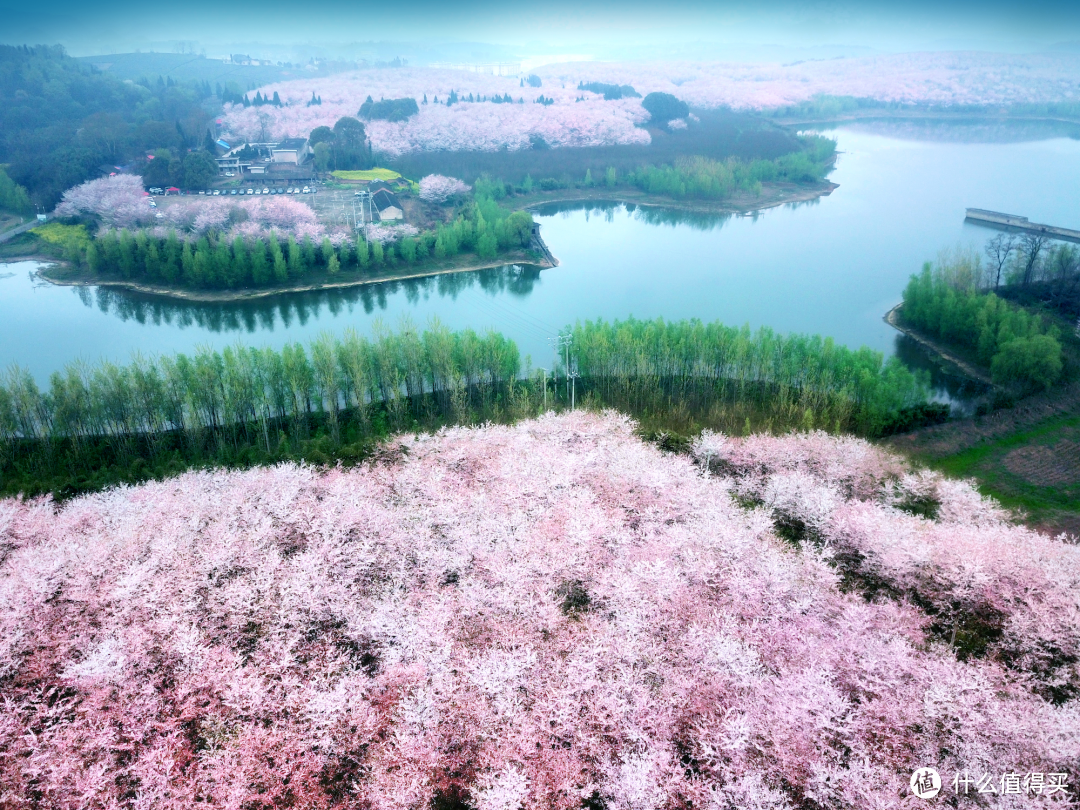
[262,187,270,194]
[247,188,254,195]
[198,191,205,195]
[277,188,285,194]
[302,187,310,194]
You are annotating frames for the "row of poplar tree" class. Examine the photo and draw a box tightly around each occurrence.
[0,317,940,498]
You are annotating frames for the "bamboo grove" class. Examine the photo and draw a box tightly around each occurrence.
[0,317,939,498]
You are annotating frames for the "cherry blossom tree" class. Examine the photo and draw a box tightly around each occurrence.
[2,412,1078,808]
[54,174,152,229]
[419,174,471,203]
[219,54,1080,156]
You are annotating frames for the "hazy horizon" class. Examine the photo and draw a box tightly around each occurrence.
[6,0,1080,63]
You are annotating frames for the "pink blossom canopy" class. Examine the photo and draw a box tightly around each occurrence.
[1,412,1078,808]
[54,174,150,229]
[418,174,471,203]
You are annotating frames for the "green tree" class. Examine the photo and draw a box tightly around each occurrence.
[0,166,32,214]
[991,335,1063,390]
[309,125,335,147]
[251,239,270,285]
[477,231,497,259]
[287,236,303,278]
[182,151,218,189]
[118,229,137,278]
[642,92,689,122]
[313,141,332,173]
[331,117,371,170]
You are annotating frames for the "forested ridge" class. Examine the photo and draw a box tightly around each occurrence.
[0,45,215,208]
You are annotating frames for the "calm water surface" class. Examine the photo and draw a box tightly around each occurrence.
[3,120,1079,402]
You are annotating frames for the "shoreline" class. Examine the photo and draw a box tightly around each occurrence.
[773,109,1080,128]
[883,302,996,387]
[512,180,839,216]
[36,250,558,304]
[29,180,835,303]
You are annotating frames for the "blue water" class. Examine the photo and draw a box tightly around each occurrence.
[2,120,1079,396]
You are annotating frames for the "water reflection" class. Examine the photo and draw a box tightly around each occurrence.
[827,117,1080,144]
[81,264,544,334]
[533,199,737,232]
[893,333,990,414]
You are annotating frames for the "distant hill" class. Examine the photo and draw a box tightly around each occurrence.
[76,52,355,87]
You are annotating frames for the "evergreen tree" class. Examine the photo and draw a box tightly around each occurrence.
[118,229,137,279]
[181,241,195,285]
[231,237,250,287]
[287,236,302,278]
[213,239,230,288]
[163,231,182,283]
[356,238,370,269]
[251,239,270,285]
[193,238,211,287]
[371,239,384,266]
[145,240,162,279]
[321,237,335,267]
[85,241,101,275]
[338,242,354,271]
[269,234,288,283]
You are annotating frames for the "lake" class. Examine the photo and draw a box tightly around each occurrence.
[3,118,1080,406]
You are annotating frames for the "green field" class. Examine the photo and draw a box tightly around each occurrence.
[331,168,402,181]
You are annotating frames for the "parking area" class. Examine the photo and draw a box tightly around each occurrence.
[144,183,422,233]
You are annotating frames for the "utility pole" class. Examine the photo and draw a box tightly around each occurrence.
[570,370,578,410]
[547,335,571,403]
[538,368,548,410]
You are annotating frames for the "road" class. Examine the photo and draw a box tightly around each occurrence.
[0,219,38,244]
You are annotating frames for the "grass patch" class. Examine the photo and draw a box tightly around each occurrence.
[331,168,402,181]
[926,414,1080,518]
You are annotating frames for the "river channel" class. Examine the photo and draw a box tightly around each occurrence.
[2,118,1080,406]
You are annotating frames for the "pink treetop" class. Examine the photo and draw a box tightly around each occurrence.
[362,223,419,244]
[54,174,152,229]
[418,174,471,203]
[219,54,1080,156]
[1,413,1077,808]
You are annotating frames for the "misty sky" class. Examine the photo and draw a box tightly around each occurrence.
[4,0,1080,59]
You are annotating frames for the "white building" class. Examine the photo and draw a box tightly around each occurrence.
[271,138,310,164]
